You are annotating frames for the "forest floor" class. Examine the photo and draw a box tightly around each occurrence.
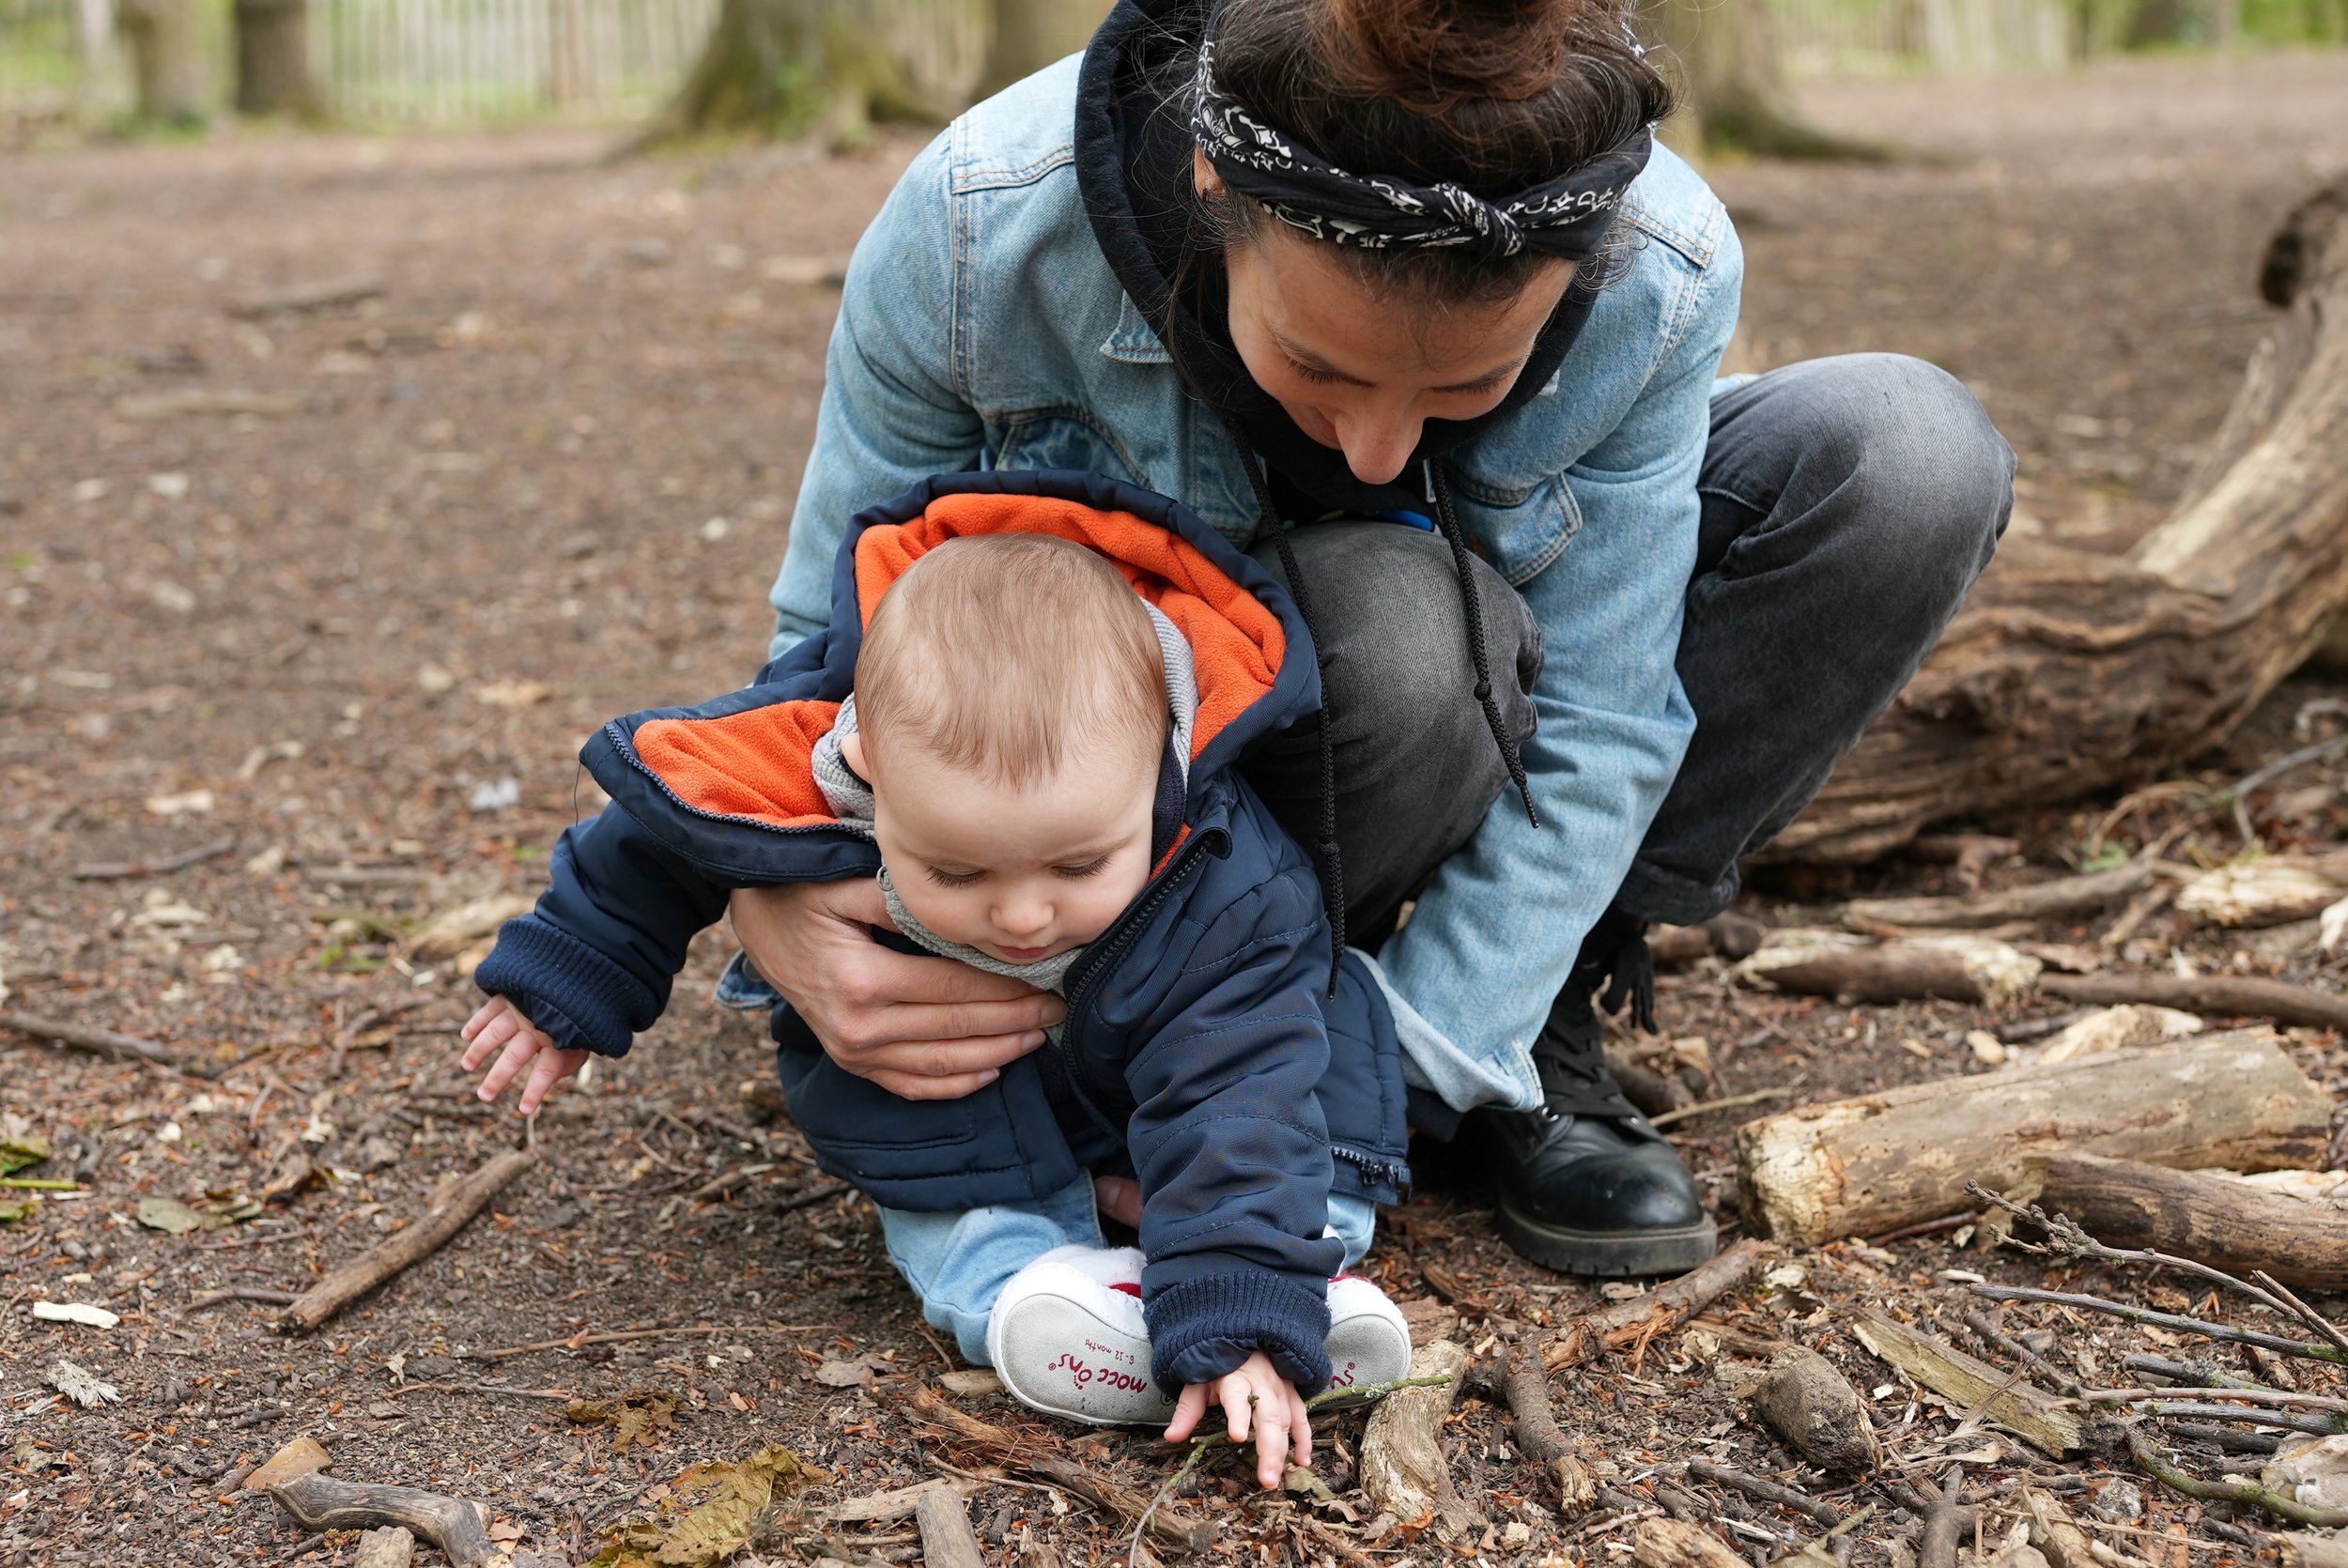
[5,48,2348,1568]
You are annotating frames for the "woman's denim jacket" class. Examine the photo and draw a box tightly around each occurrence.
[764,54,1744,1115]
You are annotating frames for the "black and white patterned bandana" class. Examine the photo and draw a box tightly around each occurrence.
[1189,39,1652,263]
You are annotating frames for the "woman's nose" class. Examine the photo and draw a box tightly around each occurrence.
[1336,410,1423,487]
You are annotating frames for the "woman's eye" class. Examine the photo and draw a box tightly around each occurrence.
[1055,858,1110,881]
[924,867,984,888]
[1286,357,1344,386]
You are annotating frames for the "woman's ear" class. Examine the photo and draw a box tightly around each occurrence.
[1193,147,1224,199]
[840,728,869,781]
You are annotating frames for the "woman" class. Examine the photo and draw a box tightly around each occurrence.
[722,0,2013,1276]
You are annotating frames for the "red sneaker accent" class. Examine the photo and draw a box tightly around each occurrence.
[1109,1282,1143,1299]
[1331,1273,1372,1284]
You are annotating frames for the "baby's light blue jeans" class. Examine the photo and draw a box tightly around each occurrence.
[873,1180,1380,1367]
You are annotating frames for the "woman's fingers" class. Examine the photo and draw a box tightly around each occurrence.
[1288,1389,1313,1471]
[1165,1383,1209,1443]
[476,1032,543,1102]
[1092,1175,1143,1230]
[862,1065,1015,1101]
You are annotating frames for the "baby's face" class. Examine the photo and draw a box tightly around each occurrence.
[843,732,1159,965]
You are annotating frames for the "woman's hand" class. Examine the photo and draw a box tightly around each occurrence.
[1166,1352,1312,1491]
[727,880,1061,1100]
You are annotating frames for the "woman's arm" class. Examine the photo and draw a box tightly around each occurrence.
[1374,225,1744,1096]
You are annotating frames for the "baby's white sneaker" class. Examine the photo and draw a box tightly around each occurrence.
[1324,1273,1412,1391]
[986,1245,1175,1426]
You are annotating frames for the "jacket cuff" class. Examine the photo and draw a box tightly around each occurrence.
[472,916,658,1057]
[1145,1269,1331,1393]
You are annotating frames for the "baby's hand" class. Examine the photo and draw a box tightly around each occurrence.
[459,996,590,1115]
[1165,1351,1311,1491]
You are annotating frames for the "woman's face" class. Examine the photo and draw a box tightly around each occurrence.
[1202,155,1576,487]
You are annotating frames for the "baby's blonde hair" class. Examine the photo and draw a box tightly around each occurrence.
[856,532,1167,788]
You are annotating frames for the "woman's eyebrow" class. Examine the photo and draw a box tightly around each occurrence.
[1430,356,1530,394]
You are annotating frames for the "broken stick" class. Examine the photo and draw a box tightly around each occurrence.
[1736,1033,2327,1245]
[1360,1339,1476,1537]
[1850,1312,2082,1455]
[282,1149,533,1330]
[2026,1151,2348,1291]
[0,1008,192,1072]
[1842,858,2156,931]
[913,1487,987,1568]
[1543,1237,1770,1373]
[267,1473,494,1568]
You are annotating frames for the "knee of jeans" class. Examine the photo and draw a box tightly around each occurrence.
[1811,353,2015,592]
[1261,525,1539,741]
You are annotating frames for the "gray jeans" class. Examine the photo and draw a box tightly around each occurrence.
[1236,353,2016,940]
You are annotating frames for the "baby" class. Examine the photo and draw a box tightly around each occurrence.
[460,472,1413,1488]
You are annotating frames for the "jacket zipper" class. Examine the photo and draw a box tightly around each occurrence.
[1055,825,1228,1121]
[1331,1145,1411,1193]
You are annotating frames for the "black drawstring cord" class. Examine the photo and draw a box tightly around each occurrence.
[1218,415,1346,999]
[1426,460,1540,830]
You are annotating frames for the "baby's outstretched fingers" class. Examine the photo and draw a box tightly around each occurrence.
[517,1046,589,1115]
[474,1022,550,1103]
[459,1000,523,1073]
[459,995,508,1044]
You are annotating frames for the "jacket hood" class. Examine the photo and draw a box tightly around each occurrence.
[1074,0,1613,518]
[585,469,1320,876]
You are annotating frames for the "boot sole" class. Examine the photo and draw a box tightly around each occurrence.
[1493,1197,1718,1278]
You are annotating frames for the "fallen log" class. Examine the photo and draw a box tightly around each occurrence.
[1361,1340,1475,1536]
[1735,1032,2329,1245]
[1767,171,2348,863]
[267,1474,494,1568]
[1850,1313,2083,1456]
[1738,933,2348,1032]
[1841,858,2157,931]
[2176,853,2348,929]
[1543,1238,1771,1373]
[282,1149,533,1330]
[2026,1151,2348,1291]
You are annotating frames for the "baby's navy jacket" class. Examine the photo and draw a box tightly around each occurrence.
[474,469,1413,1392]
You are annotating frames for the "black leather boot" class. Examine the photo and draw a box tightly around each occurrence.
[1471,910,1717,1276]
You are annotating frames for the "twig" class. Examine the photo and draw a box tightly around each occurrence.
[1973,1285,2348,1367]
[1683,1460,1838,1527]
[0,1009,194,1073]
[1546,1237,1771,1373]
[382,1381,574,1402]
[1647,1088,1791,1129]
[462,1321,833,1360]
[2119,1354,2268,1391]
[72,835,237,880]
[2128,1428,2348,1527]
[1873,1212,1980,1248]
[2165,1421,2283,1455]
[198,1224,317,1251]
[339,997,429,1045]
[772,1182,852,1217]
[2208,732,2348,808]
[687,1162,780,1204]
[183,1287,300,1311]
[1963,1308,2080,1396]
[2089,1387,2348,1417]
[2249,1270,2348,1358]
[2126,1401,2338,1436]
[282,1149,535,1330]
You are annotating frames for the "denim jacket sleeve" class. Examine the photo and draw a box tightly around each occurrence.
[1372,225,1745,1105]
[766,131,986,657]
[1127,852,1347,1393]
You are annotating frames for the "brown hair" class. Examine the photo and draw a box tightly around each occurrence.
[1186,0,1674,304]
[856,533,1167,790]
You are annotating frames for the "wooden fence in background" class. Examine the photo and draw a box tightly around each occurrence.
[0,0,2316,128]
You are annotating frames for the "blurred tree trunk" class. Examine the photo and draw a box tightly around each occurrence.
[117,0,207,124]
[2123,0,2189,45]
[1658,0,1889,161]
[233,0,318,117]
[976,0,1058,100]
[636,0,933,149]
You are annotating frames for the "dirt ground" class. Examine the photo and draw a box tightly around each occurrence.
[5,49,2348,1568]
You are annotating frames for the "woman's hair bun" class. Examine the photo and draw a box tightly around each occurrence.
[1322,0,1603,109]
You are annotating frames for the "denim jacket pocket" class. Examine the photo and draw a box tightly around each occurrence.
[1445,469,1585,587]
[988,407,1149,486]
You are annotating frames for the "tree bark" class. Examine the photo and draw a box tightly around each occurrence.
[974,0,1061,102]
[117,0,208,125]
[1656,0,1890,161]
[233,0,317,117]
[635,0,935,150]
[1734,1031,2329,1245]
[1770,173,2348,863]
[2030,1151,2348,1289]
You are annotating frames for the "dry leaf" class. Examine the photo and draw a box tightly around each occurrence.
[137,1196,204,1235]
[45,1360,119,1408]
[588,1444,815,1568]
[0,1136,49,1176]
